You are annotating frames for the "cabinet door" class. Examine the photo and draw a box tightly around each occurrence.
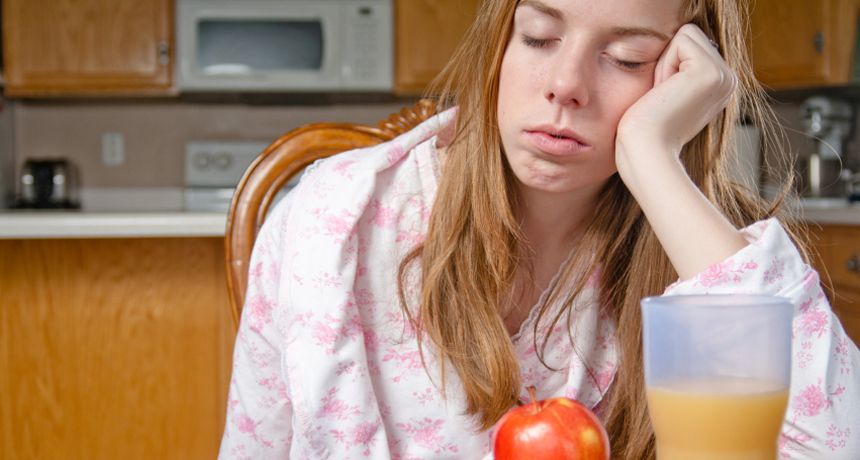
[821,226,860,288]
[750,0,860,89]
[1,0,174,97]
[832,287,860,346]
[0,238,234,460]
[807,224,860,345]
[394,0,479,94]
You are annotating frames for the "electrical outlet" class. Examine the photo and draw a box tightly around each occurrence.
[102,132,125,166]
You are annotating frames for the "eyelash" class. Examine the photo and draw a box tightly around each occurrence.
[521,35,553,48]
[607,56,644,71]
[522,35,646,71]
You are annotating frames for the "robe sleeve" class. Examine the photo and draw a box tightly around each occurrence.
[665,217,860,459]
[218,193,297,459]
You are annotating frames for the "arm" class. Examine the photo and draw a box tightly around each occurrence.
[614,24,748,280]
[218,194,297,459]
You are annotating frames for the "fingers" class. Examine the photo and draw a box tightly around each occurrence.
[680,23,723,60]
[653,23,737,106]
[620,23,739,155]
[679,25,738,103]
[655,25,721,82]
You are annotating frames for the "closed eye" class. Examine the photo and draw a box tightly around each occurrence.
[522,35,554,48]
[607,56,645,71]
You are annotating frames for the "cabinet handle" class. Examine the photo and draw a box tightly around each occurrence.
[158,41,170,65]
[814,31,824,54]
[846,253,860,274]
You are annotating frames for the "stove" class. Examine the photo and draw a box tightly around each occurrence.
[183,140,300,212]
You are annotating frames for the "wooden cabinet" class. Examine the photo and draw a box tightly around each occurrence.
[394,0,479,94]
[1,0,174,97]
[807,225,860,344]
[0,238,234,460]
[749,0,860,89]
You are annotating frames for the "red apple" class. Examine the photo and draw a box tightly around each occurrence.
[492,387,610,460]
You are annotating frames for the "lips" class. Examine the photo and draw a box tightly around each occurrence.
[524,125,591,157]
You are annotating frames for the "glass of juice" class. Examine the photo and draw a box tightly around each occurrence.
[641,294,793,460]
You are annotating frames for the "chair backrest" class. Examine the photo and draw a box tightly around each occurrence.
[225,100,438,325]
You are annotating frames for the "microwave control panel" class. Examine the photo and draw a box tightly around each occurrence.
[341,1,393,89]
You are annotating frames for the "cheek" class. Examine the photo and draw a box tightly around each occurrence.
[498,48,544,110]
[497,53,529,141]
[497,55,514,128]
[599,75,655,127]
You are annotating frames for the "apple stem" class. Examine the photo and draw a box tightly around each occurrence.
[527,386,538,412]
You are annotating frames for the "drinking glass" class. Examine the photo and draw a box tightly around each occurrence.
[641,294,793,460]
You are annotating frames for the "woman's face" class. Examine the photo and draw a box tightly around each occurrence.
[497,0,685,198]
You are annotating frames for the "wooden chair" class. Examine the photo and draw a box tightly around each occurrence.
[225,100,438,326]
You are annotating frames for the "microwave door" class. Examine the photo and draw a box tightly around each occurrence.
[178,3,341,91]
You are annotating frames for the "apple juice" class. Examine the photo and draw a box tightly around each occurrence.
[646,377,789,460]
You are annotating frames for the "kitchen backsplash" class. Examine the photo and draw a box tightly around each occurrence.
[9,95,860,198]
[12,99,411,188]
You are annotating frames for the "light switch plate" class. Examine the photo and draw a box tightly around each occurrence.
[102,132,125,166]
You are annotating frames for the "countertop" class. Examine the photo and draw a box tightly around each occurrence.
[2,198,860,240]
[0,211,227,239]
[794,198,860,226]
[0,187,228,239]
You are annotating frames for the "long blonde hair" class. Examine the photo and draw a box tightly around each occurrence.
[398,0,808,458]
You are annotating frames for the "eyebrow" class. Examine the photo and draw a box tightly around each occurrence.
[609,26,671,42]
[518,0,564,21]
[518,0,671,42]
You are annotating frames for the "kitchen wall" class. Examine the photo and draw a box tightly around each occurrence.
[12,99,412,188]
[10,93,860,203]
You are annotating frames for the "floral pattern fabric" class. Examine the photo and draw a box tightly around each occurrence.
[219,109,860,460]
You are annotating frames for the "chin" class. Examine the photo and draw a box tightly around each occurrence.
[517,175,581,195]
[515,169,616,198]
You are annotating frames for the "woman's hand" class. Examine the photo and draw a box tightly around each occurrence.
[615,23,737,177]
[612,23,748,281]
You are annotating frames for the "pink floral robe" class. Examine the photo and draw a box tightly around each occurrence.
[218,108,860,460]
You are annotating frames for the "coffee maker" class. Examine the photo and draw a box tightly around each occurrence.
[800,96,853,197]
[15,159,81,209]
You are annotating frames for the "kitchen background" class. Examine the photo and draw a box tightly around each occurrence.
[4,1,860,460]
[9,99,411,209]
[11,94,860,207]
[1,0,860,210]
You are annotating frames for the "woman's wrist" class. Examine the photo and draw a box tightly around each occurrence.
[616,141,748,280]
[614,134,682,197]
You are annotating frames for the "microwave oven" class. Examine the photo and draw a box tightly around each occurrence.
[176,0,393,92]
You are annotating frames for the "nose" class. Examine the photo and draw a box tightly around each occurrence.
[543,44,591,107]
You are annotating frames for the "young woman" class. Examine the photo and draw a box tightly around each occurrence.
[218,0,860,458]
